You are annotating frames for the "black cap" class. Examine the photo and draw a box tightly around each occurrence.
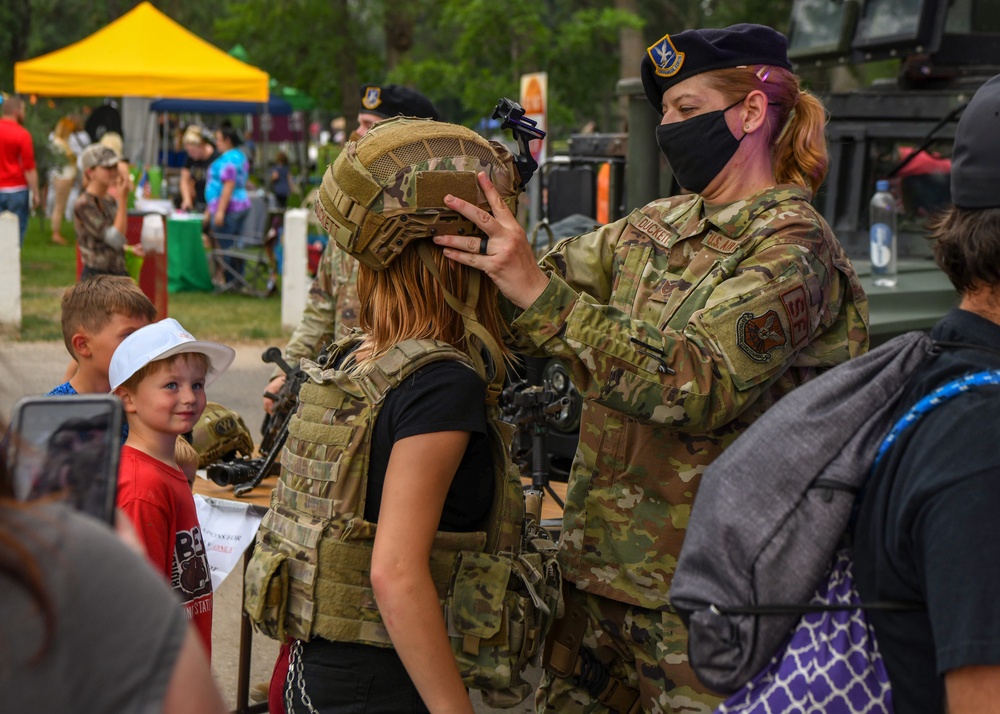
[358,84,440,121]
[952,74,1000,209]
[640,24,792,113]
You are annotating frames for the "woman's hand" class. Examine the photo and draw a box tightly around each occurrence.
[433,172,550,310]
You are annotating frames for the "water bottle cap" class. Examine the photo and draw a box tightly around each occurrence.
[876,179,890,192]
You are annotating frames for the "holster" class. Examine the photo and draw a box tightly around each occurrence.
[540,586,641,714]
[541,586,587,677]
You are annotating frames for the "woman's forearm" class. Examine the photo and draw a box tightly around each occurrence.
[374,568,473,714]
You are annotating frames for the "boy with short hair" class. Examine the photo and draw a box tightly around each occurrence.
[48,275,157,396]
[74,143,143,280]
[109,318,236,655]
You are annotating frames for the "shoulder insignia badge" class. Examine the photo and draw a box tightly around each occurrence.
[362,86,382,110]
[780,285,809,347]
[737,309,787,362]
[647,34,684,78]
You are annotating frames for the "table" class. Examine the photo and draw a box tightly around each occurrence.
[193,475,276,714]
[167,214,214,293]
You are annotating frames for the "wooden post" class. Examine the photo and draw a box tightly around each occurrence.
[280,209,309,331]
[0,212,22,328]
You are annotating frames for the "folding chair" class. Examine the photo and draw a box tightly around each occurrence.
[209,194,279,297]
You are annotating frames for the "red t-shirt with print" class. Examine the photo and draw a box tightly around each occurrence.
[117,445,213,654]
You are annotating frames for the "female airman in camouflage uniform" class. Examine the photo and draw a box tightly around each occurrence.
[435,23,870,714]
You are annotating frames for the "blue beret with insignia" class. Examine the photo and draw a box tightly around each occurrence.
[640,24,792,113]
[358,83,440,121]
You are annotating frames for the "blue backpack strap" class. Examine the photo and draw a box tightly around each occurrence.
[875,369,1000,468]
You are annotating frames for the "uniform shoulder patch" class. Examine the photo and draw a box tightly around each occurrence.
[779,285,809,348]
[647,34,684,78]
[736,310,787,362]
[362,86,382,110]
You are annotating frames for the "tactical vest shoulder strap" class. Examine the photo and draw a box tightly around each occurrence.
[355,338,476,404]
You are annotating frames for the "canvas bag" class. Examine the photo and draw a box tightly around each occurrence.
[711,367,1000,712]
[669,331,936,694]
[672,329,1000,694]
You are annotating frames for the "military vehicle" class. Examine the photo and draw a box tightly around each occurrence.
[522,0,1000,486]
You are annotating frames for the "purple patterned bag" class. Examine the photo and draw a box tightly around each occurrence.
[715,550,893,714]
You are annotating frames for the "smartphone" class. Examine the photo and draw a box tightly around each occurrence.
[7,394,124,525]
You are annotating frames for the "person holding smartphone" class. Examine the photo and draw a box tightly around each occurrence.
[0,425,228,714]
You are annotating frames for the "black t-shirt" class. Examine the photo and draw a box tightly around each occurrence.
[363,360,494,532]
[852,308,1000,713]
[183,152,214,206]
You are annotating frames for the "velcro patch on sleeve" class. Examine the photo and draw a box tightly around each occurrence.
[697,274,805,390]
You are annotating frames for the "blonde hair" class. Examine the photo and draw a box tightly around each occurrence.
[183,125,207,146]
[174,437,200,486]
[61,276,157,358]
[98,131,124,155]
[53,117,75,141]
[354,245,512,370]
[705,66,829,197]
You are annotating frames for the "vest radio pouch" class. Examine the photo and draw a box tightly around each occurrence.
[245,337,563,707]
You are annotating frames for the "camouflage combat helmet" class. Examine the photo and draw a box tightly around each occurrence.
[314,117,522,271]
[192,402,254,468]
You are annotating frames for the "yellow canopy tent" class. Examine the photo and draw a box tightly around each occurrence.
[14,1,268,101]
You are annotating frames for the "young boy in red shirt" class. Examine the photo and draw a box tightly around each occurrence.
[109,318,236,655]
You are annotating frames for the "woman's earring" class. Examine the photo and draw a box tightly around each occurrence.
[744,124,751,131]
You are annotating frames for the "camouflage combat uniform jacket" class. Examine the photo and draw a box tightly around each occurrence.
[512,185,869,611]
[276,240,359,377]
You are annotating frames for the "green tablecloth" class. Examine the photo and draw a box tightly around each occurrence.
[167,215,213,293]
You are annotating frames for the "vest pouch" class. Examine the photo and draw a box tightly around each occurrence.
[448,550,534,706]
[244,542,290,642]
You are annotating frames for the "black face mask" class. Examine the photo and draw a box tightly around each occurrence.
[654,98,746,194]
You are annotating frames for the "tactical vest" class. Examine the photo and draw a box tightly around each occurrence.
[245,337,562,706]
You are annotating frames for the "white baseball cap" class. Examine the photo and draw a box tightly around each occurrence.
[109,318,236,391]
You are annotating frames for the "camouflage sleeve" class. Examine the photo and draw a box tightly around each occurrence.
[512,221,863,432]
[276,239,348,378]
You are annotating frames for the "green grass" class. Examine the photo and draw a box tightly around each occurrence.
[7,215,289,344]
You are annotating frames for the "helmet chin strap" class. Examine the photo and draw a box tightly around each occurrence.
[416,241,506,405]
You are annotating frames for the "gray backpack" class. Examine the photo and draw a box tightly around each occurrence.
[670,331,939,694]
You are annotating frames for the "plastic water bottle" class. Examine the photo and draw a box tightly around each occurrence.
[869,179,897,288]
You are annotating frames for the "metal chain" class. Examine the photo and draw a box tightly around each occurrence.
[285,639,320,714]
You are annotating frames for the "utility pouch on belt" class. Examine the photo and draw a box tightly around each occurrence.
[542,587,587,678]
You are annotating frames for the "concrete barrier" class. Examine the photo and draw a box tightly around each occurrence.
[0,212,21,328]
[281,208,309,331]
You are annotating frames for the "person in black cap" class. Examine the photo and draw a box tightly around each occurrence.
[262,82,442,416]
[355,83,440,138]
[433,23,869,712]
[852,73,1000,713]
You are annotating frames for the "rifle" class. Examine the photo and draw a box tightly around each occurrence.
[207,346,324,497]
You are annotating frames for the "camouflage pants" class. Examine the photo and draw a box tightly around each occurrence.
[535,586,723,714]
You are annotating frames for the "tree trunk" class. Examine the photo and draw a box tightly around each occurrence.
[384,4,415,71]
[333,0,361,126]
[617,0,644,131]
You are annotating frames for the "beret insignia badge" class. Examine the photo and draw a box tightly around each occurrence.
[362,86,382,110]
[648,34,684,78]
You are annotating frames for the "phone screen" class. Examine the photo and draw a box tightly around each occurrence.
[8,395,123,525]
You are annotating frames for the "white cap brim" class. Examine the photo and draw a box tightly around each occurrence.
[109,318,237,392]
